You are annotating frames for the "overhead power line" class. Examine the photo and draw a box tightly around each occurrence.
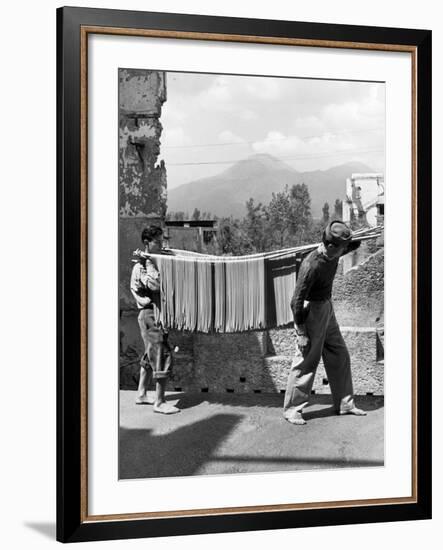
[166,147,384,167]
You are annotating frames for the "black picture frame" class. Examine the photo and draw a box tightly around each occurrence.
[57,6,432,543]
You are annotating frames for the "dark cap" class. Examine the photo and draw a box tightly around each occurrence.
[323,220,352,246]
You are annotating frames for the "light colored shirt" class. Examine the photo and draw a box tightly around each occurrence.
[130,259,160,309]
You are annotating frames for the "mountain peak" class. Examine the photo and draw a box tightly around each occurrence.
[168,155,378,219]
[224,153,296,179]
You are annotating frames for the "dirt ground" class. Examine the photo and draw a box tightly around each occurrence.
[119,391,384,480]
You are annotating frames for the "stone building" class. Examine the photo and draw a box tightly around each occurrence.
[342,172,385,273]
[343,173,385,228]
[165,220,219,254]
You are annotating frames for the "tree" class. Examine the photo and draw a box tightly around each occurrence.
[334,198,343,220]
[217,216,248,255]
[166,210,185,221]
[243,198,269,252]
[313,220,325,242]
[260,183,316,249]
[288,183,313,244]
[267,188,292,249]
[171,183,316,255]
[322,202,330,223]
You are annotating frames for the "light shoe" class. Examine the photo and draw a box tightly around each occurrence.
[338,407,367,416]
[284,411,307,425]
[135,395,154,405]
[153,402,180,415]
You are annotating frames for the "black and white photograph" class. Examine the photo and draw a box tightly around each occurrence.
[118,69,386,480]
[0,0,435,546]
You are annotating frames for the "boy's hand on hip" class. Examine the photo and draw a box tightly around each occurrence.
[297,334,310,352]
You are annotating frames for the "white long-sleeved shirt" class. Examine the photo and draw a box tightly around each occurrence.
[130,259,160,309]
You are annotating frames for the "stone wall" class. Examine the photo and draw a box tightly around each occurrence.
[334,248,384,327]
[120,320,384,395]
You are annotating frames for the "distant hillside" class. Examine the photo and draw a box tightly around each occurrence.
[167,154,374,219]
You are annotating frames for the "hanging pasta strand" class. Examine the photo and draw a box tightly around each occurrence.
[224,261,238,331]
[267,255,298,327]
[196,260,213,332]
[214,261,226,332]
[158,255,175,328]
[244,257,266,331]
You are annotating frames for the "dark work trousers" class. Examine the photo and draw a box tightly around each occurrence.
[138,308,173,380]
[283,299,355,414]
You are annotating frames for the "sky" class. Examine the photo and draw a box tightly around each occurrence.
[160,71,385,190]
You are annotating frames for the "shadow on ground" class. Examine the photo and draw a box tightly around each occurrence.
[119,413,242,479]
[172,391,283,410]
[172,392,384,415]
[120,392,384,480]
[302,395,384,420]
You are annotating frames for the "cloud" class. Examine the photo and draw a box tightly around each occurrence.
[252,125,383,164]
[218,130,244,143]
[160,72,385,184]
[198,76,234,110]
[161,126,191,148]
[166,72,218,95]
[321,86,384,131]
[245,78,282,100]
[292,115,324,134]
[238,109,258,121]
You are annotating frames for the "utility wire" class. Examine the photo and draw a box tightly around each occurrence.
[166,147,384,167]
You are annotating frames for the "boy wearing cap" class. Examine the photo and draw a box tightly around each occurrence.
[130,225,179,414]
[283,220,367,425]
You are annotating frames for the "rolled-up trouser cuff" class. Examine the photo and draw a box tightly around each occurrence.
[138,309,173,378]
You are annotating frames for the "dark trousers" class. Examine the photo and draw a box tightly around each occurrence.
[138,308,173,380]
[284,300,355,414]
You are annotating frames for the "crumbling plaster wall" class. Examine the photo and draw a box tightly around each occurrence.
[119,69,167,217]
[119,69,167,310]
